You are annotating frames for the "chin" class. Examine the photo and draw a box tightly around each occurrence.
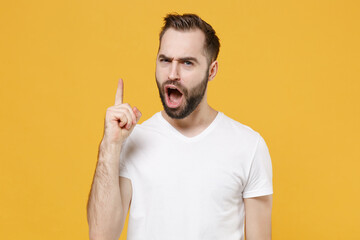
[164,106,189,119]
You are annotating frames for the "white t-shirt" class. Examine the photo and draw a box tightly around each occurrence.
[119,112,273,240]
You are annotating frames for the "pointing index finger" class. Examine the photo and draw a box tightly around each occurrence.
[115,78,123,105]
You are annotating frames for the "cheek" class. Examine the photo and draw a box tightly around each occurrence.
[155,65,166,79]
[183,70,208,85]
[155,66,162,81]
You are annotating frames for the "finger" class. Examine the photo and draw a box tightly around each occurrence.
[122,103,137,124]
[113,104,137,125]
[133,106,142,122]
[114,78,124,105]
[116,111,128,128]
[114,108,133,130]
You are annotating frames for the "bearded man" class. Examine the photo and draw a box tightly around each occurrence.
[87,13,273,240]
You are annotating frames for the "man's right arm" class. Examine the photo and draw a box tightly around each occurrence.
[87,142,131,240]
[86,79,141,240]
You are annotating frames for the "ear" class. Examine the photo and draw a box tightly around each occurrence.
[208,60,218,81]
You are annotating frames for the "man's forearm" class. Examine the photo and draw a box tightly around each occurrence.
[87,142,124,240]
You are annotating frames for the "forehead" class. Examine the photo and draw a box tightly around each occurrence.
[158,28,207,59]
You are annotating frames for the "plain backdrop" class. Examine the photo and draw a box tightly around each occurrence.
[0,0,359,239]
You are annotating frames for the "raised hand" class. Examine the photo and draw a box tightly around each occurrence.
[102,79,141,145]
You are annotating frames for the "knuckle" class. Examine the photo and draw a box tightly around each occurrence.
[105,109,112,118]
[119,112,125,118]
[120,106,129,113]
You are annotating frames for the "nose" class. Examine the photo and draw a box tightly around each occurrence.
[168,61,180,81]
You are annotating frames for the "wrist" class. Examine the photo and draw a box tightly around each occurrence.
[98,140,123,163]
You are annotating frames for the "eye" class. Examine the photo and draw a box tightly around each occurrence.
[184,61,193,66]
[159,58,170,63]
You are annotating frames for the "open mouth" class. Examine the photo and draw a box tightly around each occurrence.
[165,85,184,108]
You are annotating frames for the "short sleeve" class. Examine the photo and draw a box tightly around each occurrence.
[118,139,132,180]
[119,161,131,179]
[243,135,273,198]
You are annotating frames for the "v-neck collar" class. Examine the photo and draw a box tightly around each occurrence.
[156,111,223,142]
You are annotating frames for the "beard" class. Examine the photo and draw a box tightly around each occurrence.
[156,70,209,119]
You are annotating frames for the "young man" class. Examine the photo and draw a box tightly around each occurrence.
[87,14,273,240]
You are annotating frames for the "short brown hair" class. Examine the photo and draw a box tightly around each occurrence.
[159,13,220,63]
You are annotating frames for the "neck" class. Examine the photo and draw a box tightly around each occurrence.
[161,97,218,137]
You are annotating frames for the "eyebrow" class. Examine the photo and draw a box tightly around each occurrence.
[158,54,199,64]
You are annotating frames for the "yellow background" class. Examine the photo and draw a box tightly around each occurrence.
[1,0,359,239]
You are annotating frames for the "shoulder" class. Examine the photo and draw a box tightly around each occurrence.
[138,112,162,128]
[133,112,162,133]
[219,113,261,142]
[125,112,164,143]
